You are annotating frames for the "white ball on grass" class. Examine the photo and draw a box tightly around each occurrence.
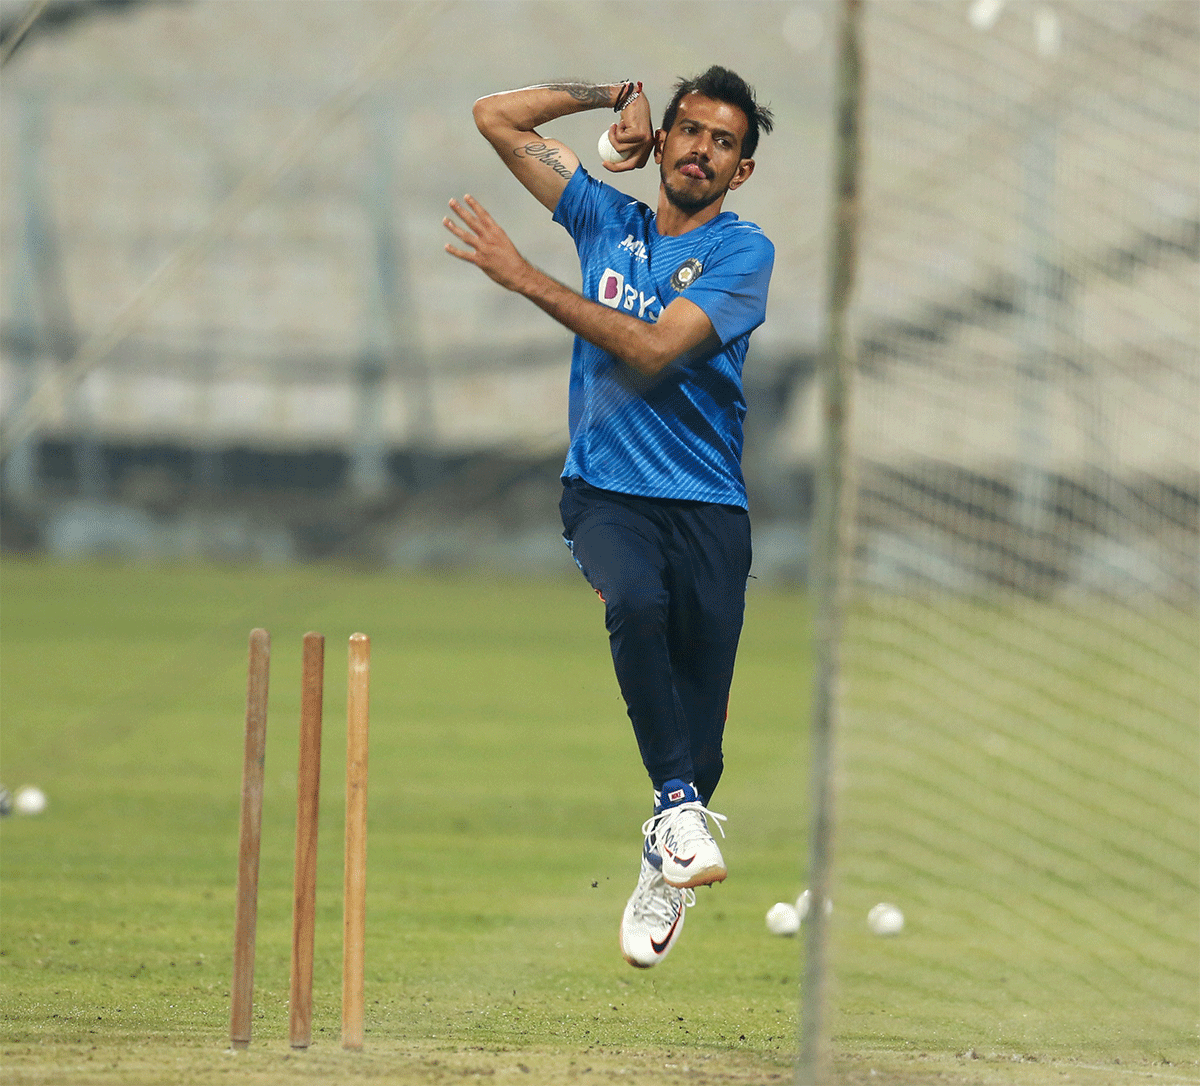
[14,785,47,815]
[796,888,832,920]
[765,902,801,936]
[868,902,905,936]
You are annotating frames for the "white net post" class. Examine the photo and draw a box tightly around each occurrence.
[799,1,865,1082]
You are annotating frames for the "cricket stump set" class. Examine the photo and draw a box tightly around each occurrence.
[230,628,370,1051]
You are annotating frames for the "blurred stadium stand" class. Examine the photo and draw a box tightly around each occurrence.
[0,0,823,568]
[0,0,1194,584]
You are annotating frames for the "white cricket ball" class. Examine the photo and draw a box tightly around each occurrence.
[598,128,634,164]
[765,902,801,936]
[796,888,832,920]
[13,785,47,816]
[868,902,905,936]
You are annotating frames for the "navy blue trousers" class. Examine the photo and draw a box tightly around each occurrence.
[560,478,752,804]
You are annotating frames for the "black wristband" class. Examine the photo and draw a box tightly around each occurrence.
[613,81,641,112]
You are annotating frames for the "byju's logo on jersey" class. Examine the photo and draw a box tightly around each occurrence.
[598,269,660,321]
[599,269,625,308]
[670,258,703,291]
[618,234,649,262]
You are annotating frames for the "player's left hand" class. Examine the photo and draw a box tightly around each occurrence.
[443,195,530,292]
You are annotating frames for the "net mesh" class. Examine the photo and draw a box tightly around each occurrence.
[832,0,1198,1061]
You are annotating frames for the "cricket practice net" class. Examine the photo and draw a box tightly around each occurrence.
[819,0,1198,1064]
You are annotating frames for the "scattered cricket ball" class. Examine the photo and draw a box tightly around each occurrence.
[868,902,905,935]
[765,902,801,936]
[797,888,832,920]
[13,785,47,815]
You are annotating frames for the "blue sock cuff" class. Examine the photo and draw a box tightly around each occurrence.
[654,778,700,813]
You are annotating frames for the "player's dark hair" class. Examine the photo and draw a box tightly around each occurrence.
[660,65,774,159]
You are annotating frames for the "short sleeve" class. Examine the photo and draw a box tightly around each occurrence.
[552,166,630,246]
[677,228,774,346]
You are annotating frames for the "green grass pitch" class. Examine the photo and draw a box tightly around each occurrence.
[1,558,1195,1085]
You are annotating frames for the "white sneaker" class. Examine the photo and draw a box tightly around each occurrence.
[619,849,695,968]
[645,779,728,889]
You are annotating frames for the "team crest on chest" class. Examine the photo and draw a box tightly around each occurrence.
[670,258,703,291]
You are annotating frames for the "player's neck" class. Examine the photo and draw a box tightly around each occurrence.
[654,189,728,237]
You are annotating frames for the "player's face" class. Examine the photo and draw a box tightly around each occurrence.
[656,93,754,214]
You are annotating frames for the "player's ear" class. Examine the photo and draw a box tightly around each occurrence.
[727,158,755,191]
[653,128,667,164]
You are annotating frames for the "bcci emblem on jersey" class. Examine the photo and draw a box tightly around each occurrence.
[670,258,703,292]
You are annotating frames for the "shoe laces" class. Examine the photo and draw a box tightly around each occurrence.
[632,859,695,923]
[641,800,727,850]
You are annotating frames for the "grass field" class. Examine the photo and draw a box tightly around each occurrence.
[1,558,1196,1085]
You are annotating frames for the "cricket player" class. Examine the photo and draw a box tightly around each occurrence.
[444,66,774,967]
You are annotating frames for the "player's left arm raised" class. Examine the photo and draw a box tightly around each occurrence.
[443,194,716,379]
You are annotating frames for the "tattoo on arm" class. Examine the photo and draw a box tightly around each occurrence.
[514,140,575,180]
[538,82,615,108]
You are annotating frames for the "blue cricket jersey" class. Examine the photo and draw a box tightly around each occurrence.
[552,165,774,509]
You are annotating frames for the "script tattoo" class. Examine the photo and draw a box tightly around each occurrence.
[515,140,574,180]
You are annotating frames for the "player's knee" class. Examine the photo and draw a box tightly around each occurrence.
[603,577,667,635]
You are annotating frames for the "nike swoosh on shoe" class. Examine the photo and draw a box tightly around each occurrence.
[649,909,684,955]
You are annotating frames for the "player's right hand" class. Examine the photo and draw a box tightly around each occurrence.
[603,92,655,172]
